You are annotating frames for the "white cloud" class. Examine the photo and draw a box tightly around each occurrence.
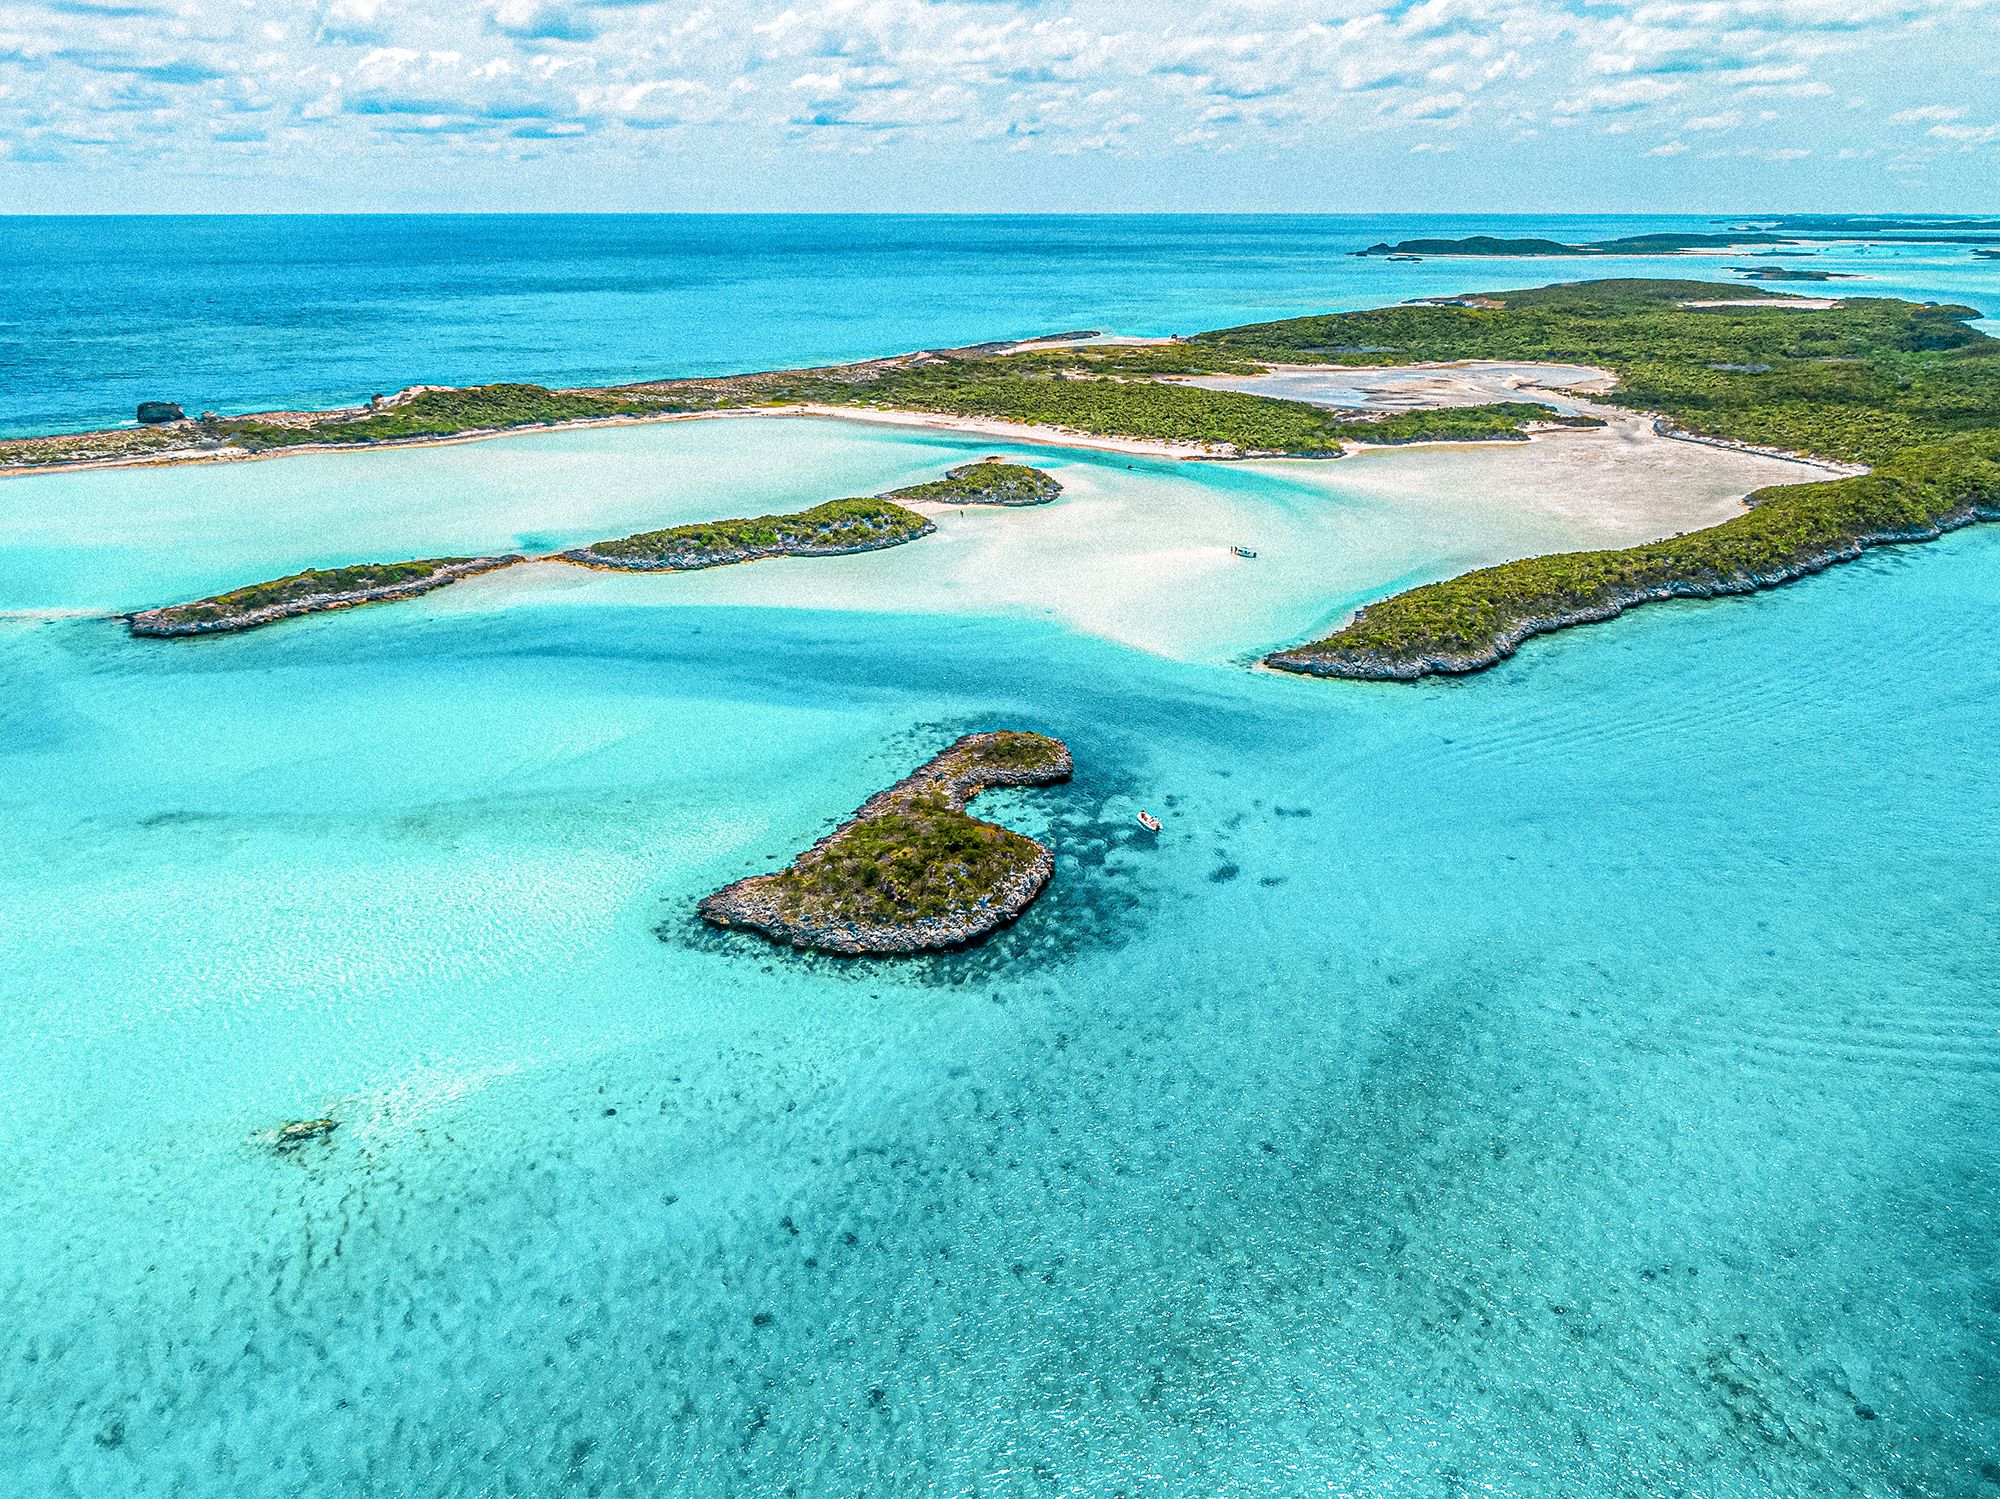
[1402,89,1466,120]
[2,0,1997,183]
[1553,77,1680,114]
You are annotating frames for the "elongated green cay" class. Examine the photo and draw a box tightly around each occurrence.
[562,497,933,569]
[884,461,1063,506]
[1236,280,2000,678]
[128,493,940,637]
[128,557,520,636]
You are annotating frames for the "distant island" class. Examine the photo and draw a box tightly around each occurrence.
[1359,222,2000,259]
[1730,215,2000,234]
[1355,232,1799,258]
[699,730,1073,955]
[1729,267,1859,282]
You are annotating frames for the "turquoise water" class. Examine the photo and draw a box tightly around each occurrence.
[6,544,1998,1494]
[3,226,1999,1495]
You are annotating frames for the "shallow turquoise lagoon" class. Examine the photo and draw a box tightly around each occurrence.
[0,417,1015,614]
[0,409,1810,670]
[6,218,1998,1497]
[3,428,1998,1494]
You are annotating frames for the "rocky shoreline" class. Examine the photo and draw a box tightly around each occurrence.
[699,731,1073,955]
[1267,499,2000,681]
[128,555,523,637]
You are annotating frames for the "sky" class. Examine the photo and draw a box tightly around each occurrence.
[2,0,1997,213]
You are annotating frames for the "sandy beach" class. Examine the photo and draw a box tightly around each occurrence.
[0,399,1233,481]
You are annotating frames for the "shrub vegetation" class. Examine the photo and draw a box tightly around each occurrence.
[884,461,1063,505]
[1238,282,2000,675]
[570,497,931,567]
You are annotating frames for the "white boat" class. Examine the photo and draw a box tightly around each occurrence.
[1231,546,1258,559]
[1136,810,1163,832]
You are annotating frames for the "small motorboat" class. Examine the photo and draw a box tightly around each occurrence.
[1136,810,1163,833]
[1231,546,1258,559]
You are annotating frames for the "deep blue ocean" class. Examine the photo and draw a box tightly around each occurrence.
[5,212,1996,435]
[2,216,1997,1497]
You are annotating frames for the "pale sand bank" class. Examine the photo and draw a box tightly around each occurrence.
[1180,360,1617,413]
[1185,360,1858,484]
[1328,412,1837,541]
[435,415,1847,663]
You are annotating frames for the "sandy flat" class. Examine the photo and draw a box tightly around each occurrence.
[1329,411,1841,543]
[437,402,1852,662]
[1180,360,1617,413]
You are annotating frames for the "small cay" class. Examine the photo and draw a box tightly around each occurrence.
[883,458,1063,506]
[129,556,523,637]
[699,731,1073,955]
[560,496,933,570]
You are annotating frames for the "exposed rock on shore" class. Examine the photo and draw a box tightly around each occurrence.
[270,1118,339,1151]
[699,731,1073,955]
[129,555,522,636]
[136,401,185,425]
